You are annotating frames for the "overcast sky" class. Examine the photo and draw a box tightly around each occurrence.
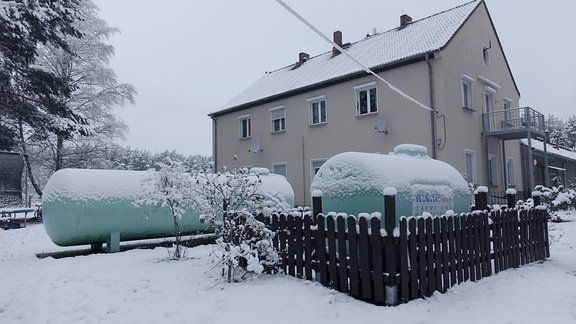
[93,0,576,156]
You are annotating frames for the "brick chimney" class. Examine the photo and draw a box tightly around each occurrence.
[400,14,412,27]
[332,30,342,57]
[546,130,551,144]
[299,52,310,63]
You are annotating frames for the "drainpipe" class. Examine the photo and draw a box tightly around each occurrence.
[302,136,306,206]
[426,53,437,159]
[210,115,218,172]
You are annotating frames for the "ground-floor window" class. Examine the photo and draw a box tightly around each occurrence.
[310,159,327,182]
[464,149,476,185]
[488,154,498,186]
[272,162,287,177]
[506,157,515,187]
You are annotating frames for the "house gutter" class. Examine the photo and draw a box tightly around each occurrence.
[426,53,437,159]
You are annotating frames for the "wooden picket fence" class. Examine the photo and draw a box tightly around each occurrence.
[255,191,550,306]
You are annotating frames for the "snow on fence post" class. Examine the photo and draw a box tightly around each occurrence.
[383,187,398,306]
[506,188,517,209]
[475,186,488,211]
[312,190,323,222]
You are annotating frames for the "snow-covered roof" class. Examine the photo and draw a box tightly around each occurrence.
[214,0,480,115]
[521,139,576,163]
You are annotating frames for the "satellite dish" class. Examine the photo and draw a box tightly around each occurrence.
[248,139,262,153]
[374,118,388,134]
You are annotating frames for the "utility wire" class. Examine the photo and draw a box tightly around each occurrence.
[274,0,433,112]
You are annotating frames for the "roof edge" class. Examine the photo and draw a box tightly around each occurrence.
[209,54,431,118]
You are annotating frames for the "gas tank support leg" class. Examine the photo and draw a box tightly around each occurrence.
[107,232,120,253]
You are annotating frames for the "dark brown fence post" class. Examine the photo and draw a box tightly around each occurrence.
[312,190,323,223]
[506,188,517,209]
[383,187,398,306]
[532,191,542,207]
[475,186,488,211]
[315,215,328,287]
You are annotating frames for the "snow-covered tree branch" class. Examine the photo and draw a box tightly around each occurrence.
[135,159,197,259]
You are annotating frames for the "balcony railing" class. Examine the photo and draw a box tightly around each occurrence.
[482,107,546,140]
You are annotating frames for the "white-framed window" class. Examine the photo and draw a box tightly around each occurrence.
[238,114,252,138]
[464,149,477,184]
[354,82,378,115]
[506,157,516,187]
[308,96,327,125]
[272,162,287,178]
[484,87,496,130]
[461,75,474,109]
[488,154,498,186]
[310,159,327,182]
[270,106,285,132]
[483,87,496,113]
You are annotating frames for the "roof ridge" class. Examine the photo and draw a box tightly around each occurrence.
[267,0,480,75]
[215,0,481,114]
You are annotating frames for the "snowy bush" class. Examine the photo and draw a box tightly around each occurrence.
[135,159,196,259]
[534,184,576,221]
[193,163,282,282]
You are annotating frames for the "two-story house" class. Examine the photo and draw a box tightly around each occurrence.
[209,0,547,206]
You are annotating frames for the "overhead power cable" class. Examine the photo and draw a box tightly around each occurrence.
[274,0,433,112]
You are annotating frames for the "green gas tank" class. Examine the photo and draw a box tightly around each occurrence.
[42,168,209,247]
[310,144,472,222]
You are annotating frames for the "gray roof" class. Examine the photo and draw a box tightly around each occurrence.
[522,139,576,163]
[214,0,480,115]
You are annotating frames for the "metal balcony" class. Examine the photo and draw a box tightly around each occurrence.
[482,107,546,141]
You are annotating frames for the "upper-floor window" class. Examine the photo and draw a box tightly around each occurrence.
[270,106,285,132]
[354,82,378,115]
[461,74,474,110]
[484,87,496,113]
[484,87,496,131]
[308,96,327,125]
[238,114,252,138]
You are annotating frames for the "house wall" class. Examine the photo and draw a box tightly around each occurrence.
[431,2,523,190]
[214,62,432,206]
[213,2,525,206]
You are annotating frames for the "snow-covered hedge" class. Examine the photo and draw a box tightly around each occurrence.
[534,184,576,221]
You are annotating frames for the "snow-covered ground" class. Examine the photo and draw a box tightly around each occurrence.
[1,213,575,324]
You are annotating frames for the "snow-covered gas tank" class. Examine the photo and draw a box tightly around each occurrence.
[249,167,295,208]
[42,168,294,247]
[310,144,471,221]
[42,168,209,247]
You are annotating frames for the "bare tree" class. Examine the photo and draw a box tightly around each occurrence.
[21,0,136,196]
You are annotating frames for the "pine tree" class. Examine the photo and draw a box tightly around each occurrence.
[1,0,86,151]
[565,115,576,150]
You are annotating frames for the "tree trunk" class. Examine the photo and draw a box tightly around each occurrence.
[55,134,64,171]
[170,201,182,259]
[18,121,43,198]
